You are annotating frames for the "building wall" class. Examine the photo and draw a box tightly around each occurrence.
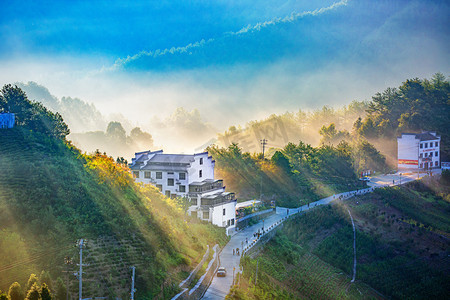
[398,134,441,170]
[133,170,189,197]
[397,135,419,170]
[419,139,440,169]
[188,153,214,184]
[210,201,236,228]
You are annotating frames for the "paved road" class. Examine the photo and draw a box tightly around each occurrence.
[202,188,375,299]
[202,171,436,299]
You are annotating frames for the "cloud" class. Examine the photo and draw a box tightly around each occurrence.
[107,0,349,71]
[231,0,348,35]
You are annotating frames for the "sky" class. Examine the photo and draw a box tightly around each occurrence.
[0,0,449,152]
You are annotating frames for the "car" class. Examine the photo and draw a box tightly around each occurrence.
[217,267,226,277]
[359,177,370,181]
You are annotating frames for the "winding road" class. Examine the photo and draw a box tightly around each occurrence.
[201,171,435,299]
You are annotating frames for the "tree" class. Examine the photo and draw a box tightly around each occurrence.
[40,283,52,300]
[39,271,52,292]
[106,121,126,142]
[0,290,8,300]
[129,127,154,149]
[8,282,23,300]
[54,278,66,300]
[0,84,70,139]
[25,283,40,300]
[271,151,291,173]
[26,274,39,294]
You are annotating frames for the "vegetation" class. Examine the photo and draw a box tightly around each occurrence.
[231,230,378,299]
[0,85,227,298]
[354,73,449,161]
[208,141,372,207]
[289,178,448,299]
[233,176,449,299]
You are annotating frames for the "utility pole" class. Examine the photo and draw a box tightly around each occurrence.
[260,139,268,159]
[260,139,267,201]
[76,239,88,300]
[130,266,136,300]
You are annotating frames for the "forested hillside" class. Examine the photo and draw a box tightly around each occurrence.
[208,138,387,207]
[354,73,450,162]
[210,74,448,204]
[0,85,227,299]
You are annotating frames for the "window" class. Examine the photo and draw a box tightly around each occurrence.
[133,171,139,178]
[168,172,174,175]
[179,185,186,192]
[156,184,162,191]
[200,158,203,165]
[420,163,423,168]
[223,208,226,216]
[419,153,423,158]
[425,143,428,148]
[165,191,171,198]
[420,143,423,149]
[424,153,428,157]
[168,178,174,186]
[231,219,235,225]
[179,172,186,180]
[199,170,202,178]
[156,172,162,179]
[435,142,438,147]
[435,161,438,166]
[435,151,438,157]
[430,152,433,157]
[203,211,209,219]
[144,171,151,178]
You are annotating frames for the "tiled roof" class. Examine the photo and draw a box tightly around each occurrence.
[415,132,439,141]
[400,132,439,141]
[147,153,194,164]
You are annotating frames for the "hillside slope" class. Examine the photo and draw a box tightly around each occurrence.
[233,177,449,299]
[0,127,226,298]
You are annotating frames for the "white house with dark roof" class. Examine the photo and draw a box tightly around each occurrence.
[397,131,441,171]
[129,150,236,232]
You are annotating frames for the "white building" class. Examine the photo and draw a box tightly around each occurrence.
[129,150,236,230]
[397,132,441,171]
[0,113,15,128]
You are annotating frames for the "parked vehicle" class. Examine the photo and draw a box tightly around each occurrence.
[217,267,227,277]
[359,177,370,181]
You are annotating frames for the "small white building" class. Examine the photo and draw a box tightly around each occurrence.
[129,150,236,230]
[397,132,441,171]
[0,113,15,129]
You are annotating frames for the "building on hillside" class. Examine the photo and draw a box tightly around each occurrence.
[0,113,15,129]
[129,150,236,231]
[441,162,450,170]
[397,131,441,171]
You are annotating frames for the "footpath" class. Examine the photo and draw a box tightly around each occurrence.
[202,171,431,299]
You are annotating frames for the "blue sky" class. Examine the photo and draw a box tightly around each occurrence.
[0,0,449,136]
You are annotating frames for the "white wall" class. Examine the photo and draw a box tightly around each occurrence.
[133,170,189,197]
[397,135,419,170]
[188,152,215,183]
[211,201,236,227]
[419,139,440,169]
